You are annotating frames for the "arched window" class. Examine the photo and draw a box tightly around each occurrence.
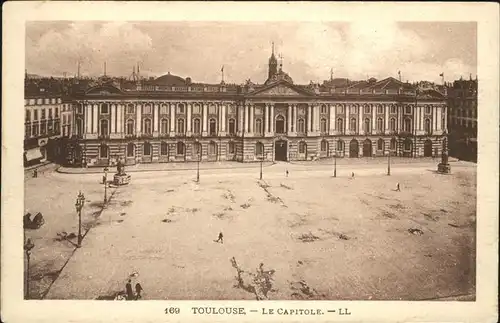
[377,138,385,151]
[337,140,344,152]
[160,104,169,115]
[299,141,307,154]
[192,104,201,114]
[377,105,384,114]
[228,118,236,135]
[275,115,285,134]
[363,104,371,114]
[99,144,109,159]
[177,103,185,114]
[320,140,328,152]
[161,118,169,134]
[143,118,152,135]
[425,105,431,114]
[126,119,134,135]
[209,118,217,135]
[350,118,357,131]
[336,118,344,132]
[176,142,185,155]
[127,104,135,114]
[376,117,383,131]
[228,142,235,154]
[99,119,109,136]
[320,104,328,114]
[364,118,371,133]
[351,105,358,114]
[404,139,412,150]
[336,105,344,114]
[255,118,263,135]
[404,118,412,132]
[177,119,185,133]
[193,118,201,134]
[390,138,397,151]
[160,142,168,155]
[193,142,202,156]
[143,104,152,114]
[255,142,264,156]
[424,118,431,134]
[389,118,396,131]
[127,143,135,157]
[320,118,327,133]
[298,119,305,133]
[390,105,397,114]
[143,142,152,156]
[208,141,217,155]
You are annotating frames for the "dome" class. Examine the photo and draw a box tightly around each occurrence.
[153,72,186,86]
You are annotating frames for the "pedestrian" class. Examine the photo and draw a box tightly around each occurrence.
[216,231,224,244]
[125,279,134,300]
[33,169,38,178]
[396,183,401,192]
[285,169,289,177]
[135,282,143,300]
[351,172,355,178]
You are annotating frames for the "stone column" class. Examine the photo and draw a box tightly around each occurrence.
[136,104,142,135]
[345,104,350,134]
[329,104,335,134]
[371,105,376,134]
[111,104,116,133]
[270,104,275,133]
[358,105,362,135]
[202,103,208,136]
[287,104,292,133]
[384,104,389,133]
[249,104,254,134]
[153,103,159,134]
[221,104,226,134]
[397,106,402,132]
[292,104,297,132]
[308,104,312,132]
[85,104,91,134]
[186,103,192,134]
[264,104,269,134]
[243,104,249,134]
[437,106,442,133]
[92,104,98,134]
[238,104,244,135]
[170,103,176,136]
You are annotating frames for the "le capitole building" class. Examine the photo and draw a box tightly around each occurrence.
[69,45,448,166]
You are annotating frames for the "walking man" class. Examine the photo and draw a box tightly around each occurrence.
[125,279,134,300]
[396,183,401,192]
[135,282,143,300]
[216,231,224,244]
[351,172,355,179]
[285,169,289,177]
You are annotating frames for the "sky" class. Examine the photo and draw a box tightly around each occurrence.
[26,21,477,84]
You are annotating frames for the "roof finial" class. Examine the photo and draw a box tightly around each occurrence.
[330,68,333,81]
[272,41,275,56]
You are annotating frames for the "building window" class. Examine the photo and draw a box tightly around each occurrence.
[143,105,152,115]
[405,106,412,114]
[161,119,169,134]
[209,118,217,135]
[176,142,185,155]
[143,142,151,156]
[127,104,135,114]
[177,104,185,114]
[390,105,397,114]
[404,118,412,132]
[320,140,328,152]
[275,115,285,134]
[143,118,152,135]
[100,119,109,136]
[49,108,53,119]
[255,142,264,156]
[337,140,344,152]
[377,138,384,151]
[48,120,53,133]
[337,105,344,114]
[40,121,46,135]
[160,142,168,156]
[299,141,306,154]
[99,144,109,159]
[25,110,31,122]
[45,99,49,104]
[228,104,235,114]
[364,105,371,114]
[25,125,30,138]
[425,106,431,114]
[228,118,236,135]
[101,104,109,114]
[193,142,201,156]
[350,118,357,131]
[390,138,397,151]
[364,118,371,133]
[193,118,201,134]
[126,119,134,135]
[76,119,83,135]
[320,105,328,114]
[389,118,396,131]
[127,143,135,157]
[424,118,431,134]
[54,121,60,134]
[77,104,83,114]
[336,118,343,132]
[55,107,59,118]
[350,105,357,114]
[208,141,217,155]
[34,110,38,120]
[298,118,305,133]
[32,124,39,136]
[193,104,201,114]
[177,119,185,133]
[320,118,327,133]
[377,105,384,114]
[41,109,46,120]
[376,117,383,131]
[404,139,412,151]
[255,118,263,135]
[208,105,217,114]
[228,142,235,154]
[160,104,168,114]
[255,106,263,115]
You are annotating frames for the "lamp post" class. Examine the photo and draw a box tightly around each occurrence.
[196,152,200,183]
[24,238,35,299]
[387,150,391,176]
[75,191,85,247]
[259,154,264,180]
[103,167,109,203]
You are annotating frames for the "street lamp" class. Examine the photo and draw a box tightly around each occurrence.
[103,167,109,203]
[387,150,391,176]
[333,151,337,177]
[259,153,264,180]
[75,191,85,248]
[196,151,200,183]
[24,238,35,299]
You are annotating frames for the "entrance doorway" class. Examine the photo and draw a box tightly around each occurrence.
[275,139,287,161]
[363,139,372,157]
[349,139,359,158]
[424,140,433,157]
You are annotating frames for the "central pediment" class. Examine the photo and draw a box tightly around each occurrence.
[250,81,313,97]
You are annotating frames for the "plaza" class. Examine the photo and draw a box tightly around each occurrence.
[24,158,476,300]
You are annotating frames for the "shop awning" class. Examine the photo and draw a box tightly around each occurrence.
[25,148,43,162]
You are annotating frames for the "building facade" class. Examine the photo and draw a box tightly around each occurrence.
[62,51,448,167]
[447,77,478,162]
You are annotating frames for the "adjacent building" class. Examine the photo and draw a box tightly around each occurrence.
[447,77,478,162]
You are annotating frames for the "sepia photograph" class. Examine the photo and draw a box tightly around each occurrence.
[2,2,498,323]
